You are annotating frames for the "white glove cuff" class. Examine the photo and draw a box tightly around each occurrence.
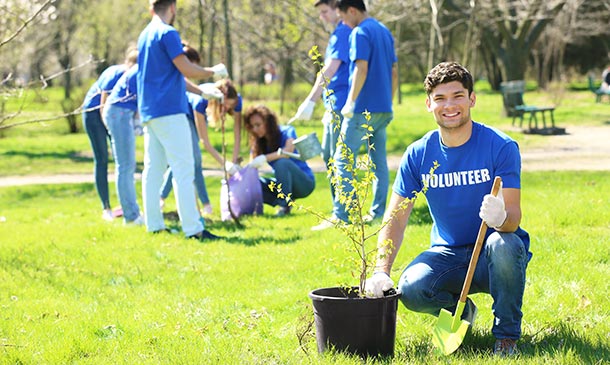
[492,213,508,229]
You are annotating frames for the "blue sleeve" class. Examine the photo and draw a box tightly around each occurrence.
[495,141,522,189]
[351,28,371,62]
[329,26,350,64]
[234,94,243,112]
[98,66,125,92]
[163,28,184,61]
[281,126,297,147]
[393,146,423,199]
[194,97,208,116]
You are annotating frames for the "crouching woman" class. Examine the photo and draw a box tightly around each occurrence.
[244,105,315,216]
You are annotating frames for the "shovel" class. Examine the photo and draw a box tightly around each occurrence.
[432,176,502,355]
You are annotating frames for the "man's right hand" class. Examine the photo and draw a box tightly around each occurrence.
[293,100,315,121]
[211,63,228,78]
[199,83,224,101]
[364,272,394,298]
[341,99,355,119]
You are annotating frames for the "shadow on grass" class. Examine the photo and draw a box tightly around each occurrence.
[3,149,93,163]
[163,211,301,246]
[457,322,609,362]
[408,205,432,225]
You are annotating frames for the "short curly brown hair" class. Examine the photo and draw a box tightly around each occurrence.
[424,62,473,96]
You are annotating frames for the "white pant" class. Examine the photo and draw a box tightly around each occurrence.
[142,114,203,236]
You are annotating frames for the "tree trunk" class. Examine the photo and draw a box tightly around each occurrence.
[207,2,217,68]
[501,43,528,82]
[279,56,294,115]
[197,0,206,63]
[222,0,233,78]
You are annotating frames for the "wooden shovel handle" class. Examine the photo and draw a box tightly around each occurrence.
[458,176,502,304]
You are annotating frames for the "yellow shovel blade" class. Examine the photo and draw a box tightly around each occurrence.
[432,302,470,355]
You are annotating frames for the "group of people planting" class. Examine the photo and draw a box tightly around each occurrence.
[82,0,529,357]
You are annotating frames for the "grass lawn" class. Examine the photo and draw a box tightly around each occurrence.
[1,85,608,177]
[0,84,609,363]
[0,170,608,364]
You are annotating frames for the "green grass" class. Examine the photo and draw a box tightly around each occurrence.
[0,84,609,363]
[2,86,608,177]
[0,170,608,364]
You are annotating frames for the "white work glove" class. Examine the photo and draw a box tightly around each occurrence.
[248,155,267,169]
[364,272,394,298]
[341,99,355,119]
[479,183,507,228]
[293,100,315,121]
[225,161,240,176]
[199,83,224,101]
[210,63,228,78]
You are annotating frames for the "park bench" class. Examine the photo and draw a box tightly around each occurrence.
[500,80,564,135]
[588,75,610,103]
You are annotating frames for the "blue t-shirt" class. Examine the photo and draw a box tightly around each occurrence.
[83,64,127,110]
[267,126,314,181]
[186,92,202,122]
[349,17,396,113]
[137,17,188,122]
[107,64,138,111]
[393,122,530,251]
[324,21,351,111]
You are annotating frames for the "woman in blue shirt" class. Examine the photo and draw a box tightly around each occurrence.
[244,105,315,216]
[103,63,143,225]
[81,48,137,221]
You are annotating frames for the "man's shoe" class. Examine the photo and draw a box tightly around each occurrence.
[124,215,145,226]
[188,230,222,241]
[311,217,338,231]
[102,209,114,222]
[362,213,382,224]
[275,205,291,217]
[493,338,519,357]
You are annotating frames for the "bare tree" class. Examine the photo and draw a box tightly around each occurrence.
[446,0,566,89]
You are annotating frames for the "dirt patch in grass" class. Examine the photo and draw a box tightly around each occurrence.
[519,125,610,171]
[0,124,608,187]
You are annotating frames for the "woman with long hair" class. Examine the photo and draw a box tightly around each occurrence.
[244,105,315,216]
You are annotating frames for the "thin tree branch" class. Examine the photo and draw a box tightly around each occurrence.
[0,0,56,49]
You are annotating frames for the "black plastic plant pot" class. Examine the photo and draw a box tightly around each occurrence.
[308,286,401,358]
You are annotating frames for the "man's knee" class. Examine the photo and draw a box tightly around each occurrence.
[398,276,430,313]
[486,232,525,258]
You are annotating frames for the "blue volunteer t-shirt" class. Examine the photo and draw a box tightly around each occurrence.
[193,94,208,118]
[266,126,314,181]
[107,64,138,111]
[137,17,188,122]
[186,92,202,122]
[324,21,351,111]
[393,122,530,252]
[349,17,396,113]
[83,64,127,110]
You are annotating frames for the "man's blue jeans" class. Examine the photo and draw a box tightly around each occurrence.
[105,104,141,222]
[331,112,392,222]
[321,110,342,201]
[398,232,529,340]
[82,110,111,210]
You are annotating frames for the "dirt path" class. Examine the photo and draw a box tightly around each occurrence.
[518,125,610,171]
[0,125,608,188]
